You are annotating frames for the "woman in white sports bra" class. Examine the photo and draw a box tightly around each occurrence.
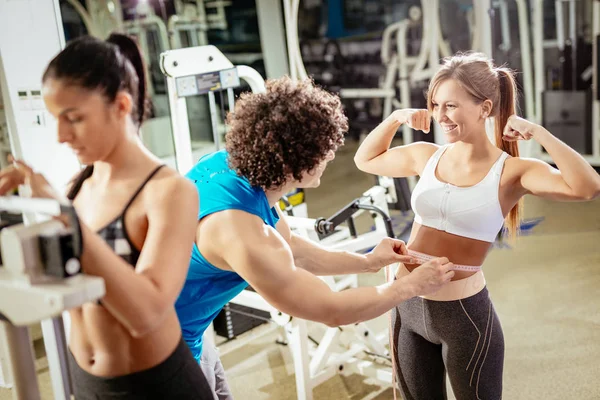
[355,52,600,400]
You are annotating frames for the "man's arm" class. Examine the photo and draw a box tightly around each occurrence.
[275,205,416,275]
[204,209,453,327]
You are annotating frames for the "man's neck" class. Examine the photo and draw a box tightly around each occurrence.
[264,182,298,207]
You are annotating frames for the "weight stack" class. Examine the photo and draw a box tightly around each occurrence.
[213,302,271,340]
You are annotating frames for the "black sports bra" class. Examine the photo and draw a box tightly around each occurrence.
[68,165,165,267]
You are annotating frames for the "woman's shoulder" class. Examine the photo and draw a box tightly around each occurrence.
[502,154,551,184]
[409,141,440,157]
[503,155,546,170]
[143,165,198,204]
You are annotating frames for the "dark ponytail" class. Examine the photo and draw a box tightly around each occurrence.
[495,68,522,239]
[67,165,94,201]
[43,33,148,128]
[106,33,148,126]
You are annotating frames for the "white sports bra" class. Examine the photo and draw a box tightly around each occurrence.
[410,144,509,243]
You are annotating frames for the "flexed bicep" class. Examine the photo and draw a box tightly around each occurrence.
[515,158,582,201]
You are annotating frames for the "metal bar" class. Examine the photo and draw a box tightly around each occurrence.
[236,66,267,93]
[0,197,62,216]
[347,217,357,238]
[227,88,235,114]
[41,317,71,400]
[498,0,511,51]
[255,0,289,78]
[287,320,312,400]
[339,88,396,98]
[308,328,338,377]
[207,91,220,150]
[165,77,194,174]
[515,0,535,120]
[0,321,41,400]
[356,204,395,238]
[477,0,494,56]
[291,0,308,80]
[569,0,577,90]
[593,1,600,157]
[282,0,296,80]
[543,39,560,48]
[534,0,544,125]
[555,0,565,50]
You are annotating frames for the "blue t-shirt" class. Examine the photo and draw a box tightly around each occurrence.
[175,150,279,360]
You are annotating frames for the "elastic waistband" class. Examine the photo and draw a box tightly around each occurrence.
[396,263,486,301]
[69,336,194,393]
[407,249,482,272]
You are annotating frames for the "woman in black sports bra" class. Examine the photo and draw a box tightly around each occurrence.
[0,34,212,399]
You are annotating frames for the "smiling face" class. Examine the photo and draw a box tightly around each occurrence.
[42,78,132,165]
[430,78,491,143]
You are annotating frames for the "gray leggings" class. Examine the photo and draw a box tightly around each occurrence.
[392,287,504,400]
[200,343,234,400]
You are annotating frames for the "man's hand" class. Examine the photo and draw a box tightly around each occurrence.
[364,238,417,273]
[398,257,455,297]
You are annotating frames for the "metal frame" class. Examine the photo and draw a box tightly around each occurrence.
[0,197,105,400]
[471,0,493,57]
[526,0,600,165]
[495,0,512,52]
[515,0,535,120]
[62,0,124,39]
[255,0,290,78]
[282,0,308,81]
[336,3,447,189]
[593,1,600,161]
[339,7,422,144]
[167,0,209,50]
[123,5,171,99]
[160,45,266,174]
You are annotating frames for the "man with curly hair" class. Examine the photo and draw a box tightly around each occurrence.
[175,77,454,398]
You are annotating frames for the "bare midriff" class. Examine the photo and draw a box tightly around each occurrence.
[403,222,493,281]
[68,306,182,377]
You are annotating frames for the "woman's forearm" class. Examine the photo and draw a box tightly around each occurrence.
[534,126,600,198]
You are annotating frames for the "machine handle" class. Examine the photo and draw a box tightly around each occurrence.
[314,199,395,240]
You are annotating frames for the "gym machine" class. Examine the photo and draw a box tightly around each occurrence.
[0,198,105,400]
[159,45,264,174]
[60,0,124,39]
[0,2,101,397]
